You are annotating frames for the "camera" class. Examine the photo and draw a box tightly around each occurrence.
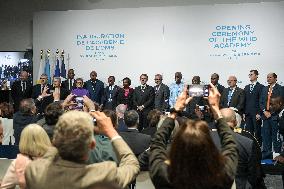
[187,84,209,97]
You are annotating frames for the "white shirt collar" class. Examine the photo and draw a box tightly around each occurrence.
[279,108,284,117]
[251,81,257,85]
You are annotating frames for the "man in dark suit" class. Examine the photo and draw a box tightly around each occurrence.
[211,73,225,94]
[133,74,155,131]
[11,71,32,112]
[271,97,284,188]
[32,73,51,99]
[101,76,119,110]
[153,74,170,112]
[39,77,70,113]
[84,71,104,104]
[119,110,151,156]
[260,73,284,159]
[61,69,76,92]
[244,70,264,144]
[211,108,257,189]
[220,75,245,115]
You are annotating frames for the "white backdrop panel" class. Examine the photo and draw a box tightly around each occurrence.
[33,2,284,87]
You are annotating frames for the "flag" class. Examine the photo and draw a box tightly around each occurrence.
[55,56,61,77]
[44,50,51,84]
[60,50,67,78]
[38,50,44,81]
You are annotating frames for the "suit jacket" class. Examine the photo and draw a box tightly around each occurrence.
[61,79,76,92]
[25,139,140,189]
[259,83,284,116]
[119,128,151,156]
[11,80,32,111]
[84,79,104,104]
[133,85,155,111]
[101,85,119,110]
[31,84,52,99]
[278,110,284,135]
[220,87,245,114]
[38,87,70,113]
[116,87,134,110]
[211,130,255,189]
[244,82,264,115]
[154,83,170,111]
[216,83,225,95]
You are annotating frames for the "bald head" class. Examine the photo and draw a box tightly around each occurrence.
[227,75,237,88]
[220,108,237,128]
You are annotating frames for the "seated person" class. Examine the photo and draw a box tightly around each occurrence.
[25,111,139,189]
[1,124,51,189]
[71,78,90,97]
[119,110,151,156]
[141,109,162,138]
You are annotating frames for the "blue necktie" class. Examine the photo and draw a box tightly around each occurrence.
[227,89,233,106]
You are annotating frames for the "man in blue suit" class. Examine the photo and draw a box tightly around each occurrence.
[260,72,284,159]
[244,70,264,144]
[84,71,104,105]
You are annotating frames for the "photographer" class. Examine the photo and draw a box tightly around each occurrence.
[149,84,238,189]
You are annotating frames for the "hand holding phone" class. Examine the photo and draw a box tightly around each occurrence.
[187,84,209,97]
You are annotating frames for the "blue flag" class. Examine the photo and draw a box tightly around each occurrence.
[44,55,51,84]
[55,58,61,77]
[60,57,66,78]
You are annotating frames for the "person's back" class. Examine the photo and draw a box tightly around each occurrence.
[13,99,38,145]
[25,111,139,189]
[119,110,151,156]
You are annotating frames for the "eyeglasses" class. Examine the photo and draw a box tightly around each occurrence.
[40,77,47,80]
[227,80,236,82]
[141,78,147,80]
[155,79,161,81]
[76,82,83,84]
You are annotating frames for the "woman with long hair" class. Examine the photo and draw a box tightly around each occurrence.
[149,84,238,189]
[1,124,51,189]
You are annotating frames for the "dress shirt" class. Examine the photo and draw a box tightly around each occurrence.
[169,82,184,108]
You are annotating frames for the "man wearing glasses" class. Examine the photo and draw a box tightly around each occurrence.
[153,74,170,112]
[243,70,264,143]
[220,75,245,115]
[169,72,184,108]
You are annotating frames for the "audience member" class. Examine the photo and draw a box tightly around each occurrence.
[120,110,151,156]
[220,75,245,115]
[37,102,64,139]
[85,70,104,104]
[88,110,118,164]
[153,74,170,112]
[243,70,264,144]
[101,76,119,110]
[149,84,238,189]
[0,102,14,144]
[61,69,76,92]
[116,77,134,110]
[133,74,155,131]
[141,109,162,138]
[219,108,258,189]
[211,73,225,94]
[11,71,32,112]
[13,99,39,145]
[25,110,139,189]
[1,124,51,189]
[271,97,284,188]
[0,120,3,145]
[260,72,284,159]
[115,104,128,132]
[169,72,184,108]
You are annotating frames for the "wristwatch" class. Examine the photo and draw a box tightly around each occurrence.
[169,108,182,116]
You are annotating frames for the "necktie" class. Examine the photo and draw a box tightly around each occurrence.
[250,84,254,92]
[227,89,233,107]
[41,85,45,94]
[69,79,72,90]
[266,85,273,111]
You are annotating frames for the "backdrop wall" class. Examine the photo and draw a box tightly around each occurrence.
[33,2,284,87]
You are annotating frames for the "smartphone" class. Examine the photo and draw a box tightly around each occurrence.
[75,96,84,109]
[187,84,209,97]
